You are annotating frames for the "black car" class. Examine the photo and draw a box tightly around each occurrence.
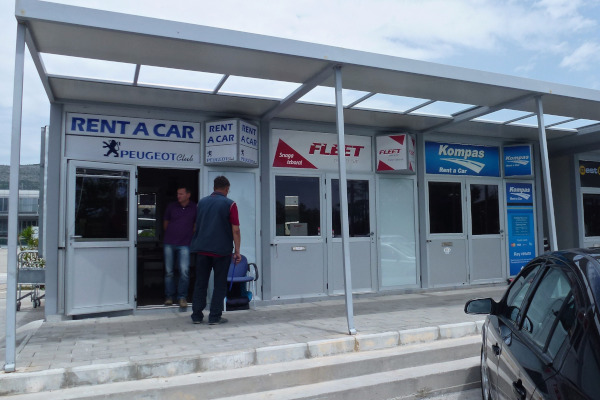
[465,249,600,400]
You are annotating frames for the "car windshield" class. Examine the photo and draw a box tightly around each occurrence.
[587,257,600,305]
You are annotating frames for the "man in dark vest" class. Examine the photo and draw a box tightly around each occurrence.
[190,176,241,325]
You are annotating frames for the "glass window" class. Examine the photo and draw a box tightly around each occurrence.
[331,179,369,238]
[0,198,8,213]
[275,176,320,236]
[546,293,576,358]
[502,264,541,324]
[522,268,572,350]
[583,193,600,237]
[428,181,462,234]
[75,168,129,240]
[470,184,500,235]
[19,198,39,213]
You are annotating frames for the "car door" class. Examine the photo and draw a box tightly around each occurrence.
[497,264,572,400]
[486,263,541,398]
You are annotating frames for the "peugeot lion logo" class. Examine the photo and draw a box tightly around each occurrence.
[103,140,120,157]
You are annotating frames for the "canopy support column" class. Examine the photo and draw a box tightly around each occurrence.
[535,96,558,251]
[334,65,356,335]
[5,22,26,373]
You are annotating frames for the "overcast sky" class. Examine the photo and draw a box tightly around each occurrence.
[2,0,600,165]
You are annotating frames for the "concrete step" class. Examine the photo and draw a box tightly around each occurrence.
[6,336,482,399]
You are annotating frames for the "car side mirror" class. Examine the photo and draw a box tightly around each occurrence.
[464,298,496,315]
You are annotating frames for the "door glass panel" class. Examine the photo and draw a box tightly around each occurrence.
[75,168,129,240]
[137,193,157,239]
[470,184,500,235]
[583,194,600,237]
[379,178,417,287]
[502,264,541,324]
[275,176,320,236]
[428,181,462,234]
[522,267,572,349]
[331,179,369,238]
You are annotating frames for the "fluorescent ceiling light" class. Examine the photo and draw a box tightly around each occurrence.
[41,53,135,83]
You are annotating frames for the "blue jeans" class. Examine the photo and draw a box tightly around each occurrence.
[164,244,190,300]
[192,254,231,323]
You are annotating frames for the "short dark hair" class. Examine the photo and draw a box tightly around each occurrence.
[177,186,191,194]
[213,176,230,190]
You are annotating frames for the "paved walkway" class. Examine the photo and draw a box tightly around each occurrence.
[2,284,505,373]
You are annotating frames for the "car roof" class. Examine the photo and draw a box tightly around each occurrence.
[538,248,600,307]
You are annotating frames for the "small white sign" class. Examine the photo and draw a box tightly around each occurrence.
[376,134,416,173]
[205,119,258,167]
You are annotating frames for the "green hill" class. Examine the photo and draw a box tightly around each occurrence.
[0,164,41,190]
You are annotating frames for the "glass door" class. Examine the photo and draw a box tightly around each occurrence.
[326,175,375,294]
[582,188,600,248]
[271,174,326,298]
[425,178,468,287]
[65,161,136,315]
[467,180,506,283]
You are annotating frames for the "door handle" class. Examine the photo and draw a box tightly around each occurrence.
[492,343,501,356]
[69,235,82,240]
[512,380,526,400]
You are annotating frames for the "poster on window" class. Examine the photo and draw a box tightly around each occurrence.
[506,182,536,276]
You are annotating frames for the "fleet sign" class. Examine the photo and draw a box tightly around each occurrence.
[376,134,416,174]
[425,141,500,177]
[504,145,533,177]
[271,129,371,171]
[205,119,258,167]
[66,113,200,143]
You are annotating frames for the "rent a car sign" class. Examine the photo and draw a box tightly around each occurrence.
[66,113,200,142]
[65,113,201,166]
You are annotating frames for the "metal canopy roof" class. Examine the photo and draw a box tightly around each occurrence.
[15,0,600,155]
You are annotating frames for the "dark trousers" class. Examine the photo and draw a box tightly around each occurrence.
[192,254,231,322]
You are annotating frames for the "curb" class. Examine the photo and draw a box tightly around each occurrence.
[0,320,484,396]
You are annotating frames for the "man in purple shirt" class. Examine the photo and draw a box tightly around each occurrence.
[163,186,196,308]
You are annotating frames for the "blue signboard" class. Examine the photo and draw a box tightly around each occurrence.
[504,145,533,177]
[425,141,500,176]
[506,182,536,276]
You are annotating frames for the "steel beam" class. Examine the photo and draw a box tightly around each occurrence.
[261,64,334,121]
[212,74,229,94]
[334,66,356,336]
[133,64,141,85]
[535,97,558,251]
[24,27,54,103]
[422,93,536,134]
[345,92,375,109]
[5,23,26,373]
